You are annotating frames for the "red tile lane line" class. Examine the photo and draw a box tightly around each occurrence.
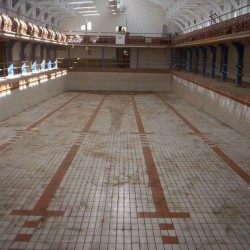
[0,93,81,153]
[10,96,106,242]
[131,96,190,244]
[157,94,250,185]
[25,94,82,131]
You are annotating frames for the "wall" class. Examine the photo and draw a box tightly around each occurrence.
[12,43,21,62]
[59,0,173,34]
[58,46,170,70]
[0,75,67,122]
[67,72,171,92]
[172,75,250,137]
[132,48,171,69]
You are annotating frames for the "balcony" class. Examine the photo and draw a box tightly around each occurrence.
[174,13,250,45]
[66,33,173,47]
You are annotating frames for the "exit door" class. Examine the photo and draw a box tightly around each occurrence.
[116,48,130,68]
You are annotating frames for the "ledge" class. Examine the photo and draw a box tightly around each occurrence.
[68,67,170,74]
[0,69,67,97]
[173,71,250,107]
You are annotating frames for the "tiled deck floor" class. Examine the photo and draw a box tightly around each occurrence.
[0,91,249,250]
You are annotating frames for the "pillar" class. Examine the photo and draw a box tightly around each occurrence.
[233,42,244,87]
[188,48,193,72]
[201,47,207,76]
[68,46,71,68]
[183,48,187,71]
[20,42,28,74]
[47,46,51,69]
[170,48,174,69]
[194,47,199,73]
[208,45,216,78]
[31,43,38,73]
[136,48,139,69]
[40,44,46,71]
[7,40,16,77]
[219,44,229,81]
[53,46,58,69]
[102,47,105,68]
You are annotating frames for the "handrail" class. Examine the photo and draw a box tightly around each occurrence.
[174,12,250,44]
[179,4,250,35]
[169,64,180,87]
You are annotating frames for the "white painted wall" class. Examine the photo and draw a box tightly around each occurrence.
[0,75,67,122]
[67,72,171,92]
[24,43,31,62]
[130,47,170,69]
[172,75,250,137]
[12,43,20,62]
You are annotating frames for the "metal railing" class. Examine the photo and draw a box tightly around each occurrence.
[66,32,174,46]
[169,59,250,86]
[58,58,171,70]
[180,5,250,34]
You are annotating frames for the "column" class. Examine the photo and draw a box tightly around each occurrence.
[183,48,187,71]
[20,42,28,74]
[208,45,216,78]
[188,48,193,72]
[233,42,244,87]
[31,43,38,73]
[47,46,51,69]
[102,47,105,68]
[201,47,207,76]
[219,44,228,81]
[68,46,71,68]
[53,46,58,69]
[194,47,199,73]
[136,48,139,69]
[40,44,46,71]
[170,48,174,69]
[7,40,16,77]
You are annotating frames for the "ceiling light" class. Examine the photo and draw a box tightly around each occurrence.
[82,13,100,16]
[74,6,96,9]
[78,10,98,13]
[68,1,93,4]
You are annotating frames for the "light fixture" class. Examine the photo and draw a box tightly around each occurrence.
[82,13,100,16]
[108,0,126,13]
[74,6,96,9]
[78,10,98,13]
[68,1,93,4]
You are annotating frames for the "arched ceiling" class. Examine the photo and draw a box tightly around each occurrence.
[0,0,248,32]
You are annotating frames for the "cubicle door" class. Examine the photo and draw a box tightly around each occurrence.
[0,41,7,77]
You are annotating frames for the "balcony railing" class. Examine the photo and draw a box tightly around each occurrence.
[174,8,250,45]
[66,32,174,46]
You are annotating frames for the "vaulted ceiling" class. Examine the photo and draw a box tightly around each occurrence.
[0,0,249,32]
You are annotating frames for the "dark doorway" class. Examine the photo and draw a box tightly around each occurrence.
[116,48,130,68]
[0,41,7,77]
